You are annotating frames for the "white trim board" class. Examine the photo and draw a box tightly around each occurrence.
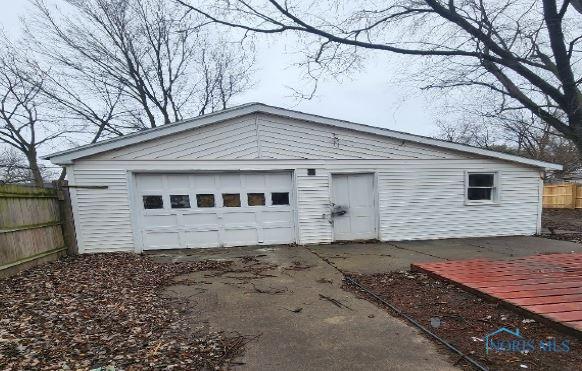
[43,102,562,170]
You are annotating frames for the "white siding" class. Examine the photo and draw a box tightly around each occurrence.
[68,158,541,253]
[71,168,134,253]
[256,115,471,160]
[92,116,259,160]
[378,165,540,240]
[88,114,474,162]
[63,109,543,253]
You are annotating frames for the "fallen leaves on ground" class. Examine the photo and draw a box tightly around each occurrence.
[0,253,245,370]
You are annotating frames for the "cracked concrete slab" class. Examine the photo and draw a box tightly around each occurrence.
[316,236,582,273]
[155,246,458,370]
[151,236,582,370]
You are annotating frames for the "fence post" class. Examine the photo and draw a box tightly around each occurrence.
[54,180,79,255]
[571,183,578,209]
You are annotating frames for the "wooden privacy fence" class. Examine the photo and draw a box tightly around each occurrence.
[0,182,77,277]
[543,183,582,209]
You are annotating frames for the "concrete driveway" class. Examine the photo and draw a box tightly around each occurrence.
[152,236,581,370]
[315,236,582,274]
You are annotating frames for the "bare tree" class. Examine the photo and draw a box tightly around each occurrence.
[176,0,582,156]
[0,43,64,186]
[437,112,582,177]
[36,68,134,144]
[28,0,254,131]
[0,148,54,184]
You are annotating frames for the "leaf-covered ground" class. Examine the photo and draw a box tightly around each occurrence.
[0,253,245,370]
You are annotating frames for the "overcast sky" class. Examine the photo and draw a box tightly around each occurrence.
[0,0,439,154]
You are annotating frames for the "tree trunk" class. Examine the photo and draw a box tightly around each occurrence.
[26,149,44,187]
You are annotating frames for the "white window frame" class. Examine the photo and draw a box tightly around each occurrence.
[465,171,500,205]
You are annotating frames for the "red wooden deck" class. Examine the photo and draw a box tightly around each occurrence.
[411,253,582,334]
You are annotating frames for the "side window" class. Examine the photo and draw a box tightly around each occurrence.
[143,195,164,209]
[196,194,215,208]
[222,193,241,207]
[248,193,266,206]
[271,192,290,205]
[467,173,497,202]
[170,195,190,209]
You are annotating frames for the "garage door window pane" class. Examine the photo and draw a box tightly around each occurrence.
[272,192,289,205]
[222,193,241,207]
[248,193,265,206]
[143,195,163,209]
[196,194,215,208]
[170,195,190,209]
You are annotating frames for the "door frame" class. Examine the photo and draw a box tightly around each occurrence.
[129,169,298,252]
[329,171,379,242]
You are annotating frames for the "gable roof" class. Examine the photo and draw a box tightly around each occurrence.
[44,102,562,169]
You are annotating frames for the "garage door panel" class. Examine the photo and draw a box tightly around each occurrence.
[244,174,266,189]
[136,172,295,250]
[221,211,257,224]
[183,230,221,247]
[261,210,293,223]
[219,174,242,189]
[181,213,220,225]
[192,174,216,190]
[138,174,164,190]
[143,214,178,226]
[165,174,190,189]
[143,231,180,249]
[267,173,293,189]
[263,222,294,230]
[223,229,258,246]
[263,227,294,243]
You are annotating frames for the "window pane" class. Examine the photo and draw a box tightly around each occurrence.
[272,192,290,205]
[469,173,494,187]
[143,195,163,209]
[468,187,492,200]
[248,193,265,206]
[196,194,215,208]
[170,195,190,209]
[222,193,241,207]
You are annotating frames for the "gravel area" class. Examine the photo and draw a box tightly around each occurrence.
[0,253,246,370]
[345,271,582,371]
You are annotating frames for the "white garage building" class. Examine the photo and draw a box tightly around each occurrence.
[45,103,560,254]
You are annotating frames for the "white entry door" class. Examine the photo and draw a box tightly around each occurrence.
[135,172,295,250]
[331,173,377,241]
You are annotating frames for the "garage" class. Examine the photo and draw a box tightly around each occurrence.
[45,103,560,254]
[135,172,295,249]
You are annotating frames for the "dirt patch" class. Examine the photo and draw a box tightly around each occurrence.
[541,233,582,244]
[345,271,581,371]
[202,257,278,282]
[542,209,582,232]
[0,253,247,370]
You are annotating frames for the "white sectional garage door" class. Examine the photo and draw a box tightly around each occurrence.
[135,172,295,250]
